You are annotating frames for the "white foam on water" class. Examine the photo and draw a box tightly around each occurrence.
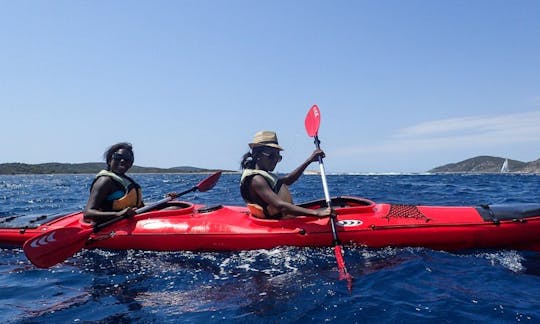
[477,250,525,273]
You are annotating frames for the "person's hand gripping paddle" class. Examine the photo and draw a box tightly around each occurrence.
[23,171,222,268]
[305,105,353,291]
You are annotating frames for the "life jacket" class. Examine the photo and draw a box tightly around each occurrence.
[240,169,292,219]
[90,170,143,211]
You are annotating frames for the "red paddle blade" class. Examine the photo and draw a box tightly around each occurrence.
[305,104,321,137]
[23,227,92,268]
[197,171,221,192]
[334,245,353,292]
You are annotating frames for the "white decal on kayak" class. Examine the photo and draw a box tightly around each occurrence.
[336,220,363,227]
[141,220,189,232]
[30,231,57,248]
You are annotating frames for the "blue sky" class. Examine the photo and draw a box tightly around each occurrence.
[1,1,539,173]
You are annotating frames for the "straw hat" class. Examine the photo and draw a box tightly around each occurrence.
[249,131,284,151]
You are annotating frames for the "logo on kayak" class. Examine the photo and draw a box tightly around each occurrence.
[336,220,363,227]
[29,231,57,248]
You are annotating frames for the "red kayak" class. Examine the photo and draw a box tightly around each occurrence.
[2,196,540,252]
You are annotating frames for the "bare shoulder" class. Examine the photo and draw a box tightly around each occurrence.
[91,175,116,191]
[250,174,271,189]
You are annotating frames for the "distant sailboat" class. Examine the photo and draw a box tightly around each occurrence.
[500,158,509,173]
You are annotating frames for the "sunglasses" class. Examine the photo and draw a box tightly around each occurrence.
[261,151,282,161]
[112,152,134,162]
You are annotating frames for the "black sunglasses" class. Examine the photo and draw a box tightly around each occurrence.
[261,151,282,161]
[112,152,133,162]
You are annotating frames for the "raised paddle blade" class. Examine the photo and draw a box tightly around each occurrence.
[305,104,321,137]
[196,171,221,192]
[23,227,93,268]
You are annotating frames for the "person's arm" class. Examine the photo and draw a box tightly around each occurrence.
[83,177,136,223]
[250,175,332,217]
[280,149,325,186]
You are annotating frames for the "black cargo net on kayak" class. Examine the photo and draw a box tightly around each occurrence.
[385,204,430,222]
[0,213,65,230]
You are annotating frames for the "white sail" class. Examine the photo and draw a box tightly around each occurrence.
[500,158,509,173]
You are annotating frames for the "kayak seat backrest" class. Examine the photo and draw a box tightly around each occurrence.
[246,204,265,218]
[476,203,540,223]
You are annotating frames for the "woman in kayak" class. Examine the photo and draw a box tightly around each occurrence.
[240,130,334,219]
[83,142,143,224]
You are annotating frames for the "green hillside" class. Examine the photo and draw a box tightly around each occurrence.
[0,163,224,175]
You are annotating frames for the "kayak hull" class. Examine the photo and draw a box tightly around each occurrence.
[2,197,540,252]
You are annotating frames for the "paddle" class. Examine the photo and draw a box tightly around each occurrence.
[23,171,222,269]
[305,105,353,290]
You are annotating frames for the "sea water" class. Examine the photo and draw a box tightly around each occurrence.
[1,173,540,323]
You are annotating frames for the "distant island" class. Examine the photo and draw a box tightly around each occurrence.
[429,156,540,173]
[0,162,230,175]
[2,157,540,175]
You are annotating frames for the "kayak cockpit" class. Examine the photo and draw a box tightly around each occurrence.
[299,196,376,214]
[247,196,377,224]
[138,200,196,216]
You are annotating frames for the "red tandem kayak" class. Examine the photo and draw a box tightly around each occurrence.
[2,196,540,252]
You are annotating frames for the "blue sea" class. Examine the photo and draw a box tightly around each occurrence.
[2,173,540,323]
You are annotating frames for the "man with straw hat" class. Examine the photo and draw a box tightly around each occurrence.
[240,131,334,219]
